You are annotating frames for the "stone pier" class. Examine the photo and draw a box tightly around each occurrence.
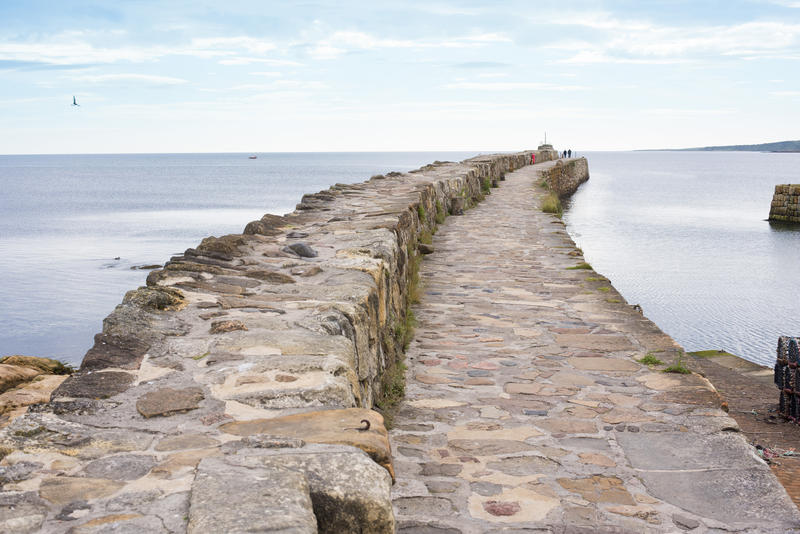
[769,184,800,223]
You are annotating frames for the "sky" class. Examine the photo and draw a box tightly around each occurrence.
[1,0,799,153]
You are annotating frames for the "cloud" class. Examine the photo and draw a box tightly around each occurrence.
[407,3,485,16]
[547,12,653,32]
[453,61,509,69]
[249,71,283,77]
[200,80,326,93]
[190,36,276,55]
[766,0,800,7]
[555,51,692,65]
[445,81,586,91]
[642,108,736,116]
[72,73,188,85]
[217,57,302,66]
[0,59,93,71]
[309,30,511,59]
[541,12,800,64]
[0,32,293,68]
[0,37,162,66]
[771,90,800,96]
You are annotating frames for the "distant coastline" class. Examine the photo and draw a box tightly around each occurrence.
[641,139,800,152]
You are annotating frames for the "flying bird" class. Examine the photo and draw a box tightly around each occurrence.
[72,96,80,107]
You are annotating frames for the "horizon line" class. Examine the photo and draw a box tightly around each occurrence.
[0,148,638,157]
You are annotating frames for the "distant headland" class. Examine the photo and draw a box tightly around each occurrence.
[646,140,800,152]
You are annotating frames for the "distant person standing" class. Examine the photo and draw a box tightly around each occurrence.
[531,153,536,164]
[568,149,572,158]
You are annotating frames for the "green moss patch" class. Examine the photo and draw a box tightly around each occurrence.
[688,350,739,359]
[638,353,664,366]
[566,262,592,270]
[541,193,562,216]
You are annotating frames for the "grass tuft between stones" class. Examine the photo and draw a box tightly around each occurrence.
[374,360,408,429]
[638,353,664,366]
[663,351,692,374]
[435,201,446,224]
[567,262,593,270]
[541,192,562,216]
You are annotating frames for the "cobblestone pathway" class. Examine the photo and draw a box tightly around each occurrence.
[390,163,800,533]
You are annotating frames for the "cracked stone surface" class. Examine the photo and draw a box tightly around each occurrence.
[389,162,800,533]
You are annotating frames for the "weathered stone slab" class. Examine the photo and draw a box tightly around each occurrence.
[0,374,67,426]
[616,431,800,525]
[39,477,125,505]
[188,457,317,533]
[247,449,395,534]
[80,333,150,371]
[50,370,135,399]
[154,433,220,451]
[0,491,48,534]
[0,365,41,394]
[0,355,72,375]
[567,357,639,372]
[82,453,156,480]
[68,514,166,533]
[136,387,204,418]
[556,334,635,351]
[221,408,394,479]
[557,476,635,505]
[209,320,248,334]
[467,487,560,523]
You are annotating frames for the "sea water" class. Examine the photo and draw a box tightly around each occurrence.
[564,151,800,366]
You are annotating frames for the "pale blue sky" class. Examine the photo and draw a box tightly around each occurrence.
[1,1,799,153]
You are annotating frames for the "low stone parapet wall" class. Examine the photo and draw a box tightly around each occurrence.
[769,184,800,223]
[0,148,556,533]
[541,157,589,197]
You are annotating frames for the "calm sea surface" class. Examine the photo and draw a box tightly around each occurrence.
[564,151,800,366]
[0,152,475,366]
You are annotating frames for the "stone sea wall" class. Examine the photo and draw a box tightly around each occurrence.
[541,157,589,197]
[769,183,800,223]
[0,148,557,533]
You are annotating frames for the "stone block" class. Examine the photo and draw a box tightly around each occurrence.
[617,431,800,525]
[80,333,150,371]
[188,457,317,533]
[136,387,204,418]
[245,449,395,534]
[220,408,394,479]
[0,491,48,534]
[51,370,135,400]
[0,365,41,395]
